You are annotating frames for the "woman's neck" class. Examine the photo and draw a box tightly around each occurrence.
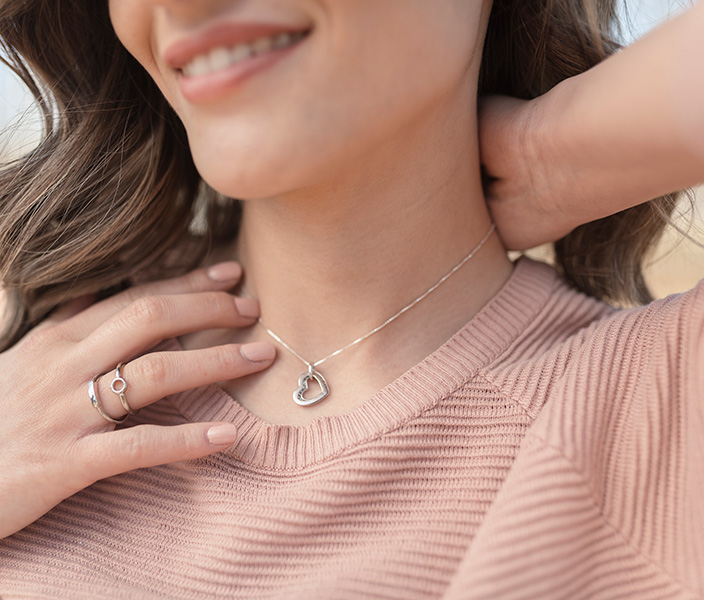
[235,98,511,356]
[197,93,513,423]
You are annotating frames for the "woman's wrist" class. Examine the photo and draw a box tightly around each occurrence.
[528,77,596,233]
[479,88,581,250]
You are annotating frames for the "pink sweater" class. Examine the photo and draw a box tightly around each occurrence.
[1,257,702,599]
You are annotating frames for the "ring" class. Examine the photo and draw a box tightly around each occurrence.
[110,363,136,416]
[88,375,129,424]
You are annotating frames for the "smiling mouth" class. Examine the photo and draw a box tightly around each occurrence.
[180,30,311,79]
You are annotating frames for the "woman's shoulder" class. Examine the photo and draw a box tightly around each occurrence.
[509,263,704,429]
[483,256,704,453]
[475,261,704,595]
[495,256,704,374]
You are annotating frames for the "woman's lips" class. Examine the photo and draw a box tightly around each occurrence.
[177,32,309,103]
[164,22,311,70]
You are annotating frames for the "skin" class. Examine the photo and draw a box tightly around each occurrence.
[109,0,513,426]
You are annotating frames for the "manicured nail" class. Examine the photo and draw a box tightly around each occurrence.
[207,262,242,282]
[240,341,275,362]
[235,297,260,319]
[207,423,238,446]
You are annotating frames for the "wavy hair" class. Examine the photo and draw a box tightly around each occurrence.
[0,0,688,350]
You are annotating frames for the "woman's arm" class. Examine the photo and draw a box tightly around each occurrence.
[480,0,704,250]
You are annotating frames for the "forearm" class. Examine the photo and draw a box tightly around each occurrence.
[534,0,704,229]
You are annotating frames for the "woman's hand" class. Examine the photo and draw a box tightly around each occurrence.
[480,2,704,252]
[479,94,577,251]
[0,262,275,539]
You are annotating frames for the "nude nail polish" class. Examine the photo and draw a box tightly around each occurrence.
[240,342,276,362]
[207,424,238,446]
[235,297,260,319]
[207,262,242,282]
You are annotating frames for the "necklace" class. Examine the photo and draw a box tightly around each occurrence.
[255,222,496,407]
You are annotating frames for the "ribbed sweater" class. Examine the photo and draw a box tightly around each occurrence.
[1,257,702,599]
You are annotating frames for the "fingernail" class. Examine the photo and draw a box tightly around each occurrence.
[235,297,260,319]
[240,341,275,362]
[207,262,242,282]
[207,424,238,446]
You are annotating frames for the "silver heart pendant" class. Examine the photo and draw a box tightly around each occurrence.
[293,366,330,406]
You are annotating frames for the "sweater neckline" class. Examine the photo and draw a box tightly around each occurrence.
[168,257,558,470]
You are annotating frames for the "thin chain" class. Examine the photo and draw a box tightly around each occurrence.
[256,222,496,370]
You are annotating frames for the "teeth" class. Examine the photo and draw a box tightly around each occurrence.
[188,55,210,78]
[181,30,306,78]
[252,36,273,54]
[209,47,231,71]
[272,32,292,49]
[230,44,252,63]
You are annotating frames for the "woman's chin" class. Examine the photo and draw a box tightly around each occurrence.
[196,171,291,202]
[192,150,319,201]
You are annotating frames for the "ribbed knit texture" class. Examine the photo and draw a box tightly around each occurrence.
[1,257,702,599]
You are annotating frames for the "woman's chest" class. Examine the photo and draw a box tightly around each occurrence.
[0,419,531,599]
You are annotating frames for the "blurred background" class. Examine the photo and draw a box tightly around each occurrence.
[0,0,702,300]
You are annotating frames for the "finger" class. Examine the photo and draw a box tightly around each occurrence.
[39,294,98,328]
[92,343,275,418]
[61,262,244,340]
[78,421,239,481]
[79,291,260,370]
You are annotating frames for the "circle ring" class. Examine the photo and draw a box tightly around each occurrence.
[110,363,136,416]
[110,377,127,395]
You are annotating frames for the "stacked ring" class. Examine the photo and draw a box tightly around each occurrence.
[110,363,136,416]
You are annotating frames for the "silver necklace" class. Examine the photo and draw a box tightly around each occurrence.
[255,222,496,407]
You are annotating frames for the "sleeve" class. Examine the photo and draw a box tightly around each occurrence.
[621,278,704,595]
[675,280,704,589]
[443,281,704,600]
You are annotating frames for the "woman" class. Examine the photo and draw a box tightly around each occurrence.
[0,0,702,598]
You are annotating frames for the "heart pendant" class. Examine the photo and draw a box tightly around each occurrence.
[293,366,330,406]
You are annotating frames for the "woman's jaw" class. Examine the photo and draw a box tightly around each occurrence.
[108,0,493,200]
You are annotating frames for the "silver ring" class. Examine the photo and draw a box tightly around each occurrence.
[110,362,135,416]
[89,375,129,424]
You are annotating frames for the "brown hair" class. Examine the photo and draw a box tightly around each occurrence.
[0,0,687,350]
